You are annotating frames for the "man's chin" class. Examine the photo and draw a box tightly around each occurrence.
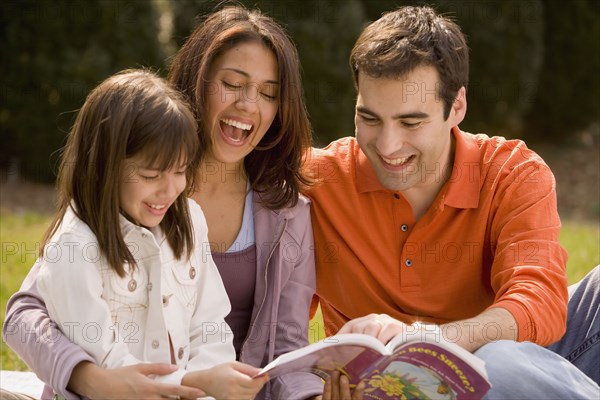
[375,170,412,192]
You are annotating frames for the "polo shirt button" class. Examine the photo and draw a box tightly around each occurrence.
[141,232,147,238]
[189,267,196,279]
[405,259,413,267]
[401,224,409,232]
[152,340,159,349]
[178,347,184,360]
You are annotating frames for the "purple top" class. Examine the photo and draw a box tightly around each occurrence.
[213,244,257,358]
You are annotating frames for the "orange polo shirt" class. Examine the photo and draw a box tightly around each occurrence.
[305,128,568,346]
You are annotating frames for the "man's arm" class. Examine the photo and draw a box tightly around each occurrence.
[338,308,517,353]
[439,307,517,352]
[485,158,568,346]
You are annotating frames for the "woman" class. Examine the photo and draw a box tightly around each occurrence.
[169,5,323,399]
[3,5,323,400]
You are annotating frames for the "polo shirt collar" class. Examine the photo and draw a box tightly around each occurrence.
[356,145,386,193]
[354,127,481,209]
[445,127,480,208]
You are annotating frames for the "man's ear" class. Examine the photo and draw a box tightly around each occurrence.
[450,87,467,126]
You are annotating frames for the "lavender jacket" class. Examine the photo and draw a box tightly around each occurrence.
[2,193,323,400]
[243,193,323,399]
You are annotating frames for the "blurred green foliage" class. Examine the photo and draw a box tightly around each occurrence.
[1,0,165,181]
[524,0,600,142]
[1,0,599,182]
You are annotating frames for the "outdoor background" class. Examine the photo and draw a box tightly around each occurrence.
[1,0,599,371]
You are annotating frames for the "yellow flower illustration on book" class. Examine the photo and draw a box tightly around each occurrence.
[366,371,428,399]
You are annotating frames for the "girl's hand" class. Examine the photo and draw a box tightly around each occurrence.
[183,361,268,399]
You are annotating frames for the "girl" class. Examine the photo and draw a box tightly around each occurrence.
[29,69,266,399]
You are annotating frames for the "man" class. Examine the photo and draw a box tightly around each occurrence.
[307,5,599,399]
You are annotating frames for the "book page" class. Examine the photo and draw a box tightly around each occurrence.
[257,334,386,380]
[384,323,444,353]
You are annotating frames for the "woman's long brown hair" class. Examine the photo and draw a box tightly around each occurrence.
[168,5,312,209]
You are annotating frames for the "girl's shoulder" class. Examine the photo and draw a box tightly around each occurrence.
[50,206,98,245]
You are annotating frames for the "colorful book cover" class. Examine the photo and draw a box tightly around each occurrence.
[257,334,491,400]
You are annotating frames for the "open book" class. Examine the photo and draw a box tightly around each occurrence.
[257,332,491,399]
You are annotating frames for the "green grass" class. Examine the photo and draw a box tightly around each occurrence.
[560,221,600,283]
[1,212,598,370]
[1,211,51,370]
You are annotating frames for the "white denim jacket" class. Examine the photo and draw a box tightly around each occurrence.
[37,200,235,384]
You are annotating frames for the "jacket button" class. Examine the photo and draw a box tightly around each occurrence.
[178,347,184,360]
[162,295,170,306]
[401,224,409,232]
[189,267,196,279]
[128,278,137,292]
[152,340,159,349]
[405,259,413,267]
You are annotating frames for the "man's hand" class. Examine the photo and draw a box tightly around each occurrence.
[338,313,412,344]
[69,361,206,399]
[322,371,365,400]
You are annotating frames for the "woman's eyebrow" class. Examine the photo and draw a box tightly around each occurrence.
[221,67,279,85]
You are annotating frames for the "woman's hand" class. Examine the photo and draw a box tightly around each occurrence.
[322,371,365,400]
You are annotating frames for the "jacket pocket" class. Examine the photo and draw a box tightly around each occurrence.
[104,263,149,321]
[169,258,198,312]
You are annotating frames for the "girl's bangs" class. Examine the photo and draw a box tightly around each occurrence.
[130,110,198,171]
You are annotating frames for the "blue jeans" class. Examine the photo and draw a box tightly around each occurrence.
[476,266,599,399]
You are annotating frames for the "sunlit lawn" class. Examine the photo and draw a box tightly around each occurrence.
[1,211,598,370]
[1,211,51,370]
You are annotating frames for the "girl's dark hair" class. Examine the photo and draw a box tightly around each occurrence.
[168,5,312,209]
[350,6,469,120]
[42,69,200,277]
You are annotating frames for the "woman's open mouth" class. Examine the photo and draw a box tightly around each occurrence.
[220,118,254,146]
